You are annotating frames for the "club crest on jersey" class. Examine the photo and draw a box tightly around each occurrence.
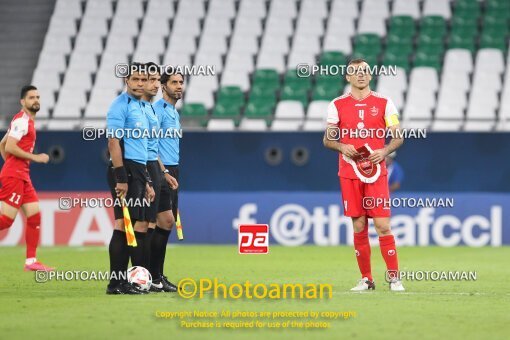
[342,143,381,183]
[370,106,379,116]
[357,158,374,176]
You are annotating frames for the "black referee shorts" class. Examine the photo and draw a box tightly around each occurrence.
[107,159,147,221]
[144,160,162,223]
[159,165,179,218]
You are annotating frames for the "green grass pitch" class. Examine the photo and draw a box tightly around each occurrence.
[0,246,509,339]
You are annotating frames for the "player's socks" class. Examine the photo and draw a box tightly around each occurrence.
[26,213,41,259]
[149,226,170,279]
[353,224,372,281]
[108,230,130,288]
[0,214,14,230]
[144,228,154,269]
[159,229,172,275]
[129,231,146,267]
[379,234,399,277]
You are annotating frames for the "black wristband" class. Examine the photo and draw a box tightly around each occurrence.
[114,166,128,183]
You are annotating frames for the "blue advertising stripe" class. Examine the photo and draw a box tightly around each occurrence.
[178,192,508,246]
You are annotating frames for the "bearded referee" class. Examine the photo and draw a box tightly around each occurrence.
[150,69,183,290]
[106,63,155,295]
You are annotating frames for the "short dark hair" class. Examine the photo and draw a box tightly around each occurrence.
[347,58,368,66]
[127,62,147,79]
[20,85,37,99]
[160,67,184,84]
[145,62,160,76]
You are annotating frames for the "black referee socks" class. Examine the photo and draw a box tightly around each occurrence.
[143,228,154,270]
[150,226,170,279]
[108,229,129,287]
[129,231,147,267]
[160,228,172,275]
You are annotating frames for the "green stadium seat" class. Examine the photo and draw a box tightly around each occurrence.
[312,84,342,101]
[216,86,244,107]
[350,53,378,67]
[450,24,478,40]
[319,51,346,66]
[388,26,415,41]
[249,89,277,106]
[250,84,276,96]
[244,101,274,119]
[448,38,476,53]
[212,102,241,119]
[449,34,476,50]
[455,0,480,10]
[480,25,507,40]
[386,39,414,57]
[283,69,312,89]
[180,103,208,126]
[355,33,381,47]
[484,8,510,20]
[355,43,383,56]
[415,44,443,58]
[451,15,478,28]
[252,69,280,89]
[418,33,444,47]
[315,74,344,88]
[354,34,382,55]
[483,14,508,27]
[386,32,414,45]
[453,7,480,20]
[420,16,447,37]
[389,15,415,32]
[486,0,510,11]
[383,53,410,73]
[479,34,507,51]
[414,53,442,71]
[416,35,444,56]
[281,85,309,106]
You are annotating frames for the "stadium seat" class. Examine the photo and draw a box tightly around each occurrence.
[252,69,281,90]
[430,120,464,131]
[216,86,245,108]
[239,118,268,131]
[270,119,303,131]
[181,103,209,126]
[306,101,329,121]
[207,119,236,131]
[281,86,309,107]
[392,0,420,19]
[302,120,325,131]
[463,121,495,131]
[244,102,274,120]
[212,103,241,120]
[423,0,451,18]
[275,100,305,119]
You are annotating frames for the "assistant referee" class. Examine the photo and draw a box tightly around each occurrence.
[106,63,155,295]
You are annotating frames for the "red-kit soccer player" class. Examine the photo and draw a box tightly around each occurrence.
[0,85,54,271]
[323,59,405,291]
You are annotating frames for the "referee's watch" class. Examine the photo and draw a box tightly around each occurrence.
[163,169,170,174]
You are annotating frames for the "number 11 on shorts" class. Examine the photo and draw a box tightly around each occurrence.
[9,193,21,205]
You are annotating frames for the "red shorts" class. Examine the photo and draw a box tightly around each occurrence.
[0,176,39,209]
[340,175,391,218]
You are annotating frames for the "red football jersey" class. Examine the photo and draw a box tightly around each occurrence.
[327,91,399,179]
[0,111,36,182]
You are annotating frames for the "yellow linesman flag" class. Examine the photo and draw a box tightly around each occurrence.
[176,210,184,241]
[121,195,137,247]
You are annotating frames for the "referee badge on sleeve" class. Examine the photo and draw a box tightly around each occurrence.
[342,144,381,183]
